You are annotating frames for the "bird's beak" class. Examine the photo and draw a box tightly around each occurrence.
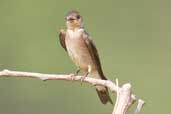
[67,16,77,22]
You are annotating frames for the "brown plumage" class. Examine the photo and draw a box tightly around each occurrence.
[59,29,67,51]
[59,10,113,104]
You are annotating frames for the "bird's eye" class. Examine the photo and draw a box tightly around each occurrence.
[76,15,80,19]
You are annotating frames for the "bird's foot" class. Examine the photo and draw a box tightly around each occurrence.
[69,68,80,81]
[80,76,87,82]
[70,73,76,81]
[80,72,89,84]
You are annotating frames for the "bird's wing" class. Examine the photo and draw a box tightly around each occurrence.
[82,31,107,80]
[59,29,67,51]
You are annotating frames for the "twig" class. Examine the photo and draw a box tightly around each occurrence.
[134,99,145,114]
[0,69,144,114]
[0,69,118,91]
[113,83,136,114]
[113,79,119,114]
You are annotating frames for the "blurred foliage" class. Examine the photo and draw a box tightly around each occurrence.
[0,0,171,114]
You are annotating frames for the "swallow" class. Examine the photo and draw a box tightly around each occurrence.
[59,10,113,104]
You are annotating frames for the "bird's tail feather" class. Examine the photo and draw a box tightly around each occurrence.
[96,86,113,104]
[89,71,113,104]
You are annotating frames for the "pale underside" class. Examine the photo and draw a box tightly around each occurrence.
[65,29,98,77]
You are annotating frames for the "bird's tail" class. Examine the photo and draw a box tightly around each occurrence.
[96,86,113,104]
[89,71,113,104]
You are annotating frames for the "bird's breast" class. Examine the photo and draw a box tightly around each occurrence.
[65,30,85,59]
[66,37,86,60]
[65,30,95,71]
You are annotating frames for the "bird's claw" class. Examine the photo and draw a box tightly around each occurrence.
[70,73,76,81]
[80,72,89,85]
[80,76,87,85]
[80,76,85,82]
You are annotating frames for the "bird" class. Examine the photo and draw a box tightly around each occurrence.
[59,10,113,104]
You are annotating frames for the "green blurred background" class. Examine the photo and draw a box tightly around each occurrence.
[0,0,170,114]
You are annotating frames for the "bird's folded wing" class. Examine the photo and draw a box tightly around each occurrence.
[82,31,107,80]
[59,30,67,51]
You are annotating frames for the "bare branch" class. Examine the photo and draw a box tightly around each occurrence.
[0,69,118,91]
[0,69,144,114]
[113,83,136,114]
[134,99,145,114]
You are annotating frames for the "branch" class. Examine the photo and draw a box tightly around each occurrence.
[134,99,145,114]
[0,69,145,114]
[113,80,136,114]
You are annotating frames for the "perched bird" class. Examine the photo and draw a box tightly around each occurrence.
[59,10,113,104]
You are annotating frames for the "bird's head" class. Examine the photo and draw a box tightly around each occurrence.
[65,10,83,30]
